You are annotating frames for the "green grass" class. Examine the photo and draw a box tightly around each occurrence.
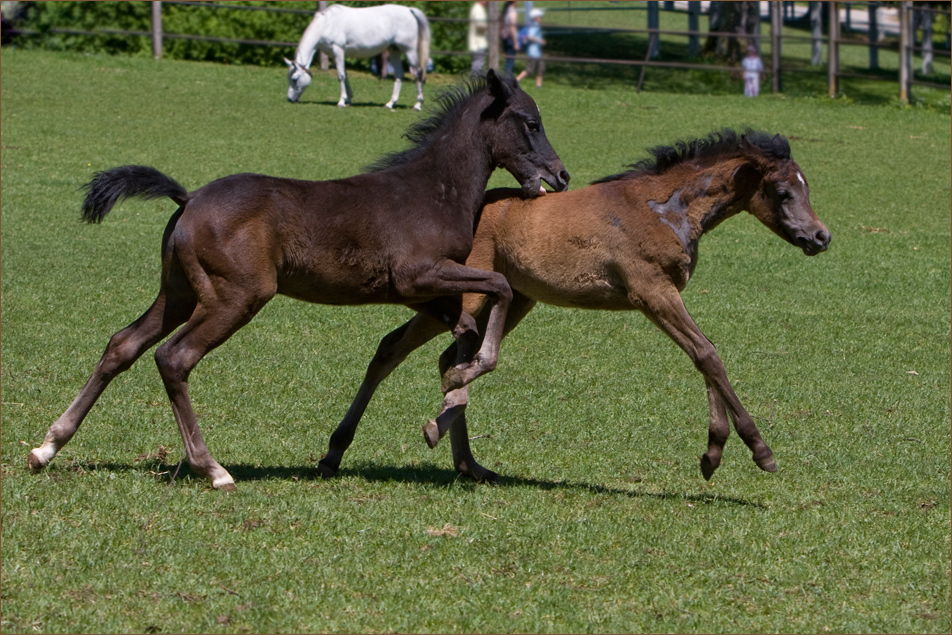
[2,48,950,633]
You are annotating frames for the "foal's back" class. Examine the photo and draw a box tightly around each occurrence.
[469,179,689,312]
[169,169,475,308]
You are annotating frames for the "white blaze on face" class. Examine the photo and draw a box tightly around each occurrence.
[796,172,806,186]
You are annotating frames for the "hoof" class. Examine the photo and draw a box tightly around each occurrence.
[27,450,47,473]
[422,420,440,449]
[413,103,423,111]
[212,476,236,491]
[753,449,777,473]
[456,457,499,483]
[700,454,718,481]
[316,460,338,479]
[469,468,500,484]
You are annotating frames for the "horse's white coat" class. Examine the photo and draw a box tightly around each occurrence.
[286,4,430,110]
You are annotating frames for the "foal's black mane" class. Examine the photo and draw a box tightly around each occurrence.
[364,74,514,173]
[593,128,792,184]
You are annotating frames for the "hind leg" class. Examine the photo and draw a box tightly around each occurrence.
[154,283,273,490]
[317,312,447,478]
[29,292,194,472]
[427,291,537,482]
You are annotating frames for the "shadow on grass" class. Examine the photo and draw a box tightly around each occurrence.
[290,98,418,110]
[55,457,765,508]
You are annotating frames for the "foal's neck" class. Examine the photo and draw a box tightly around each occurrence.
[413,111,496,220]
[677,157,755,238]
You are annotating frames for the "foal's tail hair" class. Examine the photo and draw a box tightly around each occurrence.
[81,165,188,224]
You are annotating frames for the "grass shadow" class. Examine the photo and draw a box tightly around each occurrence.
[54,458,765,508]
[292,98,416,110]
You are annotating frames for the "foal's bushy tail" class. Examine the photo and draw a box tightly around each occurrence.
[81,165,188,224]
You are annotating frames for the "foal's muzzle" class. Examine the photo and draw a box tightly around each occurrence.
[548,169,571,192]
[797,228,831,256]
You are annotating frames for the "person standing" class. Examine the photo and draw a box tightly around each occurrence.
[516,8,546,88]
[468,1,489,73]
[742,44,764,97]
[501,1,520,74]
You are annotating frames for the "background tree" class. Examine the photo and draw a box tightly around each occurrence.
[702,0,761,63]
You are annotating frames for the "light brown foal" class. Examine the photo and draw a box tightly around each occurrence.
[319,129,830,482]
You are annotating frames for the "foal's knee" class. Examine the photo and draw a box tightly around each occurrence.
[154,345,191,385]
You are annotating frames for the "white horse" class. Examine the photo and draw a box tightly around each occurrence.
[285,3,430,110]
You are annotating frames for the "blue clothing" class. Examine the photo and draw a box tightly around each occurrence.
[525,23,543,59]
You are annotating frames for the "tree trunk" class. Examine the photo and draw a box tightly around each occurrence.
[704,1,761,63]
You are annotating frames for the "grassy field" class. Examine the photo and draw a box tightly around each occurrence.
[1,48,950,633]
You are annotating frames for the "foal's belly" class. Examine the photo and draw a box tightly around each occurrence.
[506,264,632,311]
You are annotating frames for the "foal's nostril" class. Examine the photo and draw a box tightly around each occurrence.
[816,229,831,246]
[558,169,571,190]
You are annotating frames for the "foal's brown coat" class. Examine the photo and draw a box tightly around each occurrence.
[322,130,830,482]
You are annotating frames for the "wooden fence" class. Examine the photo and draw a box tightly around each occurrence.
[5,1,949,102]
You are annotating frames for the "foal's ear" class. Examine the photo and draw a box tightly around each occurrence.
[487,69,513,102]
[732,161,762,188]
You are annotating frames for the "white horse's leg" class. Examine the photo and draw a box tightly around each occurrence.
[413,72,424,111]
[332,45,349,107]
[405,50,425,111]
[385,53,403,109]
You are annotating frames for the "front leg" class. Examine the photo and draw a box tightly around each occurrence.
[401,261,512,395]
[385,52,404,109]
[332,46,350,107]
[643,290,775,477]
[700,379,731,480]
[318,313,446,478]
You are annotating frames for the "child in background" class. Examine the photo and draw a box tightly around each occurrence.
[516,8,546,88]
[742,44,764,97]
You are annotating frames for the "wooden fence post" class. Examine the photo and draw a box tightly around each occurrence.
[687,1,700,56]
[899,1,911,104]
[828,1,839,97]
[647,1,660,59]
[868,0,879,69]
[771,0,782,93]
[151,1,162,59]
[488,1,500,70]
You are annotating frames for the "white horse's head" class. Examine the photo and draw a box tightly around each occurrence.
[284,58,312,102]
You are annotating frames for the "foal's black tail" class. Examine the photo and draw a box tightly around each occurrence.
[81,165,188,224]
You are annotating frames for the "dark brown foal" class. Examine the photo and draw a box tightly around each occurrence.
[28,71,570,489]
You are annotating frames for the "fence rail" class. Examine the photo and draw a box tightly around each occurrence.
[4,1,949,102]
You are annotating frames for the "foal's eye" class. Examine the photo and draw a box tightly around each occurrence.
[777,190,791,201]
[525,120,541,132]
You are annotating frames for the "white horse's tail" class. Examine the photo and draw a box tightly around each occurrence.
[410,7,430,83]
